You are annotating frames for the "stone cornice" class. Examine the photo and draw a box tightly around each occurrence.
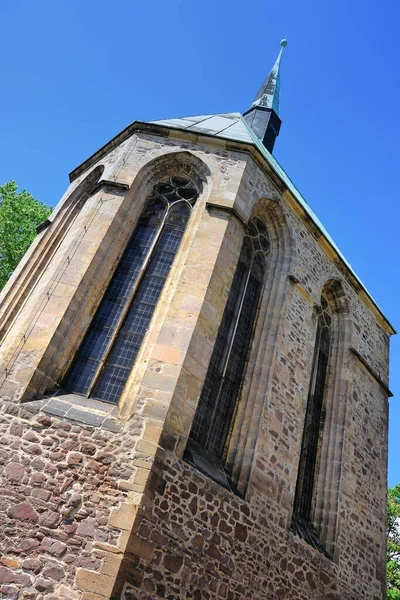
[205,202,246,226]
[350,347,393,397]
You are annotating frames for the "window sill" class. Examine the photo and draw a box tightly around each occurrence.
[184,439,241,497]
[291,516,330,559]
[23,392,122,431]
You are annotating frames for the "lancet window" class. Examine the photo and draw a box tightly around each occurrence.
[292,294,332,554]
[185,217,270,488]
[64,176,199,405]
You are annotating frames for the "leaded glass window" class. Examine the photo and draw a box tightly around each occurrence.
[292,294,332,555]
[64,176,198,405]
[185,217,269,486]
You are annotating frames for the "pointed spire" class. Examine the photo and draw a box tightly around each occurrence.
[243,39,287,153]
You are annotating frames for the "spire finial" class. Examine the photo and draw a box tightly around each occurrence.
[242,40,288,153]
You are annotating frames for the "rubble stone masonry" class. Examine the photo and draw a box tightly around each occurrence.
[0,125,393,599]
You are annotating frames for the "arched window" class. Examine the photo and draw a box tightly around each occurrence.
[292,293,332,555]
[64,176,199,405]
[185,217,270,489]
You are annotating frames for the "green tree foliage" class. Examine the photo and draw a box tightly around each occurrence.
[0,181,51,290]
[388,484,400,599]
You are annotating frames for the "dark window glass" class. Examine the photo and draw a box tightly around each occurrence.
[91,204,190,404]
[292,295,331,555]
[186,217,269,482]
[64,177,198,404]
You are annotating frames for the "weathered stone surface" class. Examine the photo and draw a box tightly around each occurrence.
[8,503,38,522]
[39,510,60,528]
[5,461,26,481]
[22,558,42,573]
[0,565,32,586]
[0,127,390,600]
[164,554,183,573]
[42,565,65,581]
[77,518,95,537]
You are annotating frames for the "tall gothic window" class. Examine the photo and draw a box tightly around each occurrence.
[185,217,270,490]
[292,294,332,555]
[64,176,199,405]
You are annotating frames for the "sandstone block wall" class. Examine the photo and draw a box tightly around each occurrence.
[0,127,392,599]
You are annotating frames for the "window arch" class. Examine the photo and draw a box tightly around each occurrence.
[64,175,199,405]
[292,293,332,555]
[185,217,270,490]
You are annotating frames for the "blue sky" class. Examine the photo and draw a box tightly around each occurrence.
[1,0,399,484]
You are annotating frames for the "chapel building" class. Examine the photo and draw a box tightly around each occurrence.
[0,41,394,600]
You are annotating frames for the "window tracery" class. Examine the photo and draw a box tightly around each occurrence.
[185,217,269,490]
[292,293,332,555]
[64,176,198,405]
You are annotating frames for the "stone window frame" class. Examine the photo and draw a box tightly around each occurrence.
[291,279,351,559]
[63,175,200,405]
[183,197,293,498]
[185,215,271,493]
[31,151,210,411]
[227,198,293,497]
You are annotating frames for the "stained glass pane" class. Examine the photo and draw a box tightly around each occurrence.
[206,274,262,458]
[123,302,154,335]
[78,327,112,360]
[105,332,144,368]
[91,203,190,403]
[65,358,98,396]
[170,176,190,188]
[91,365,130,405]
[64,199,165,396]
[189,247,250,448]
[189,217,269,471]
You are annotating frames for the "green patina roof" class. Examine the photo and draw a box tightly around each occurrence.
[150,111,394,333]
[250,47,283,115]
[151,112,337,243]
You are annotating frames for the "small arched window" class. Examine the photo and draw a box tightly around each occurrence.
[185,217,270,490]
[64,176,199,405]
[292,293,332,554]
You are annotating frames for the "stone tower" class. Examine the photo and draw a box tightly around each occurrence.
[0,42,394,600]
